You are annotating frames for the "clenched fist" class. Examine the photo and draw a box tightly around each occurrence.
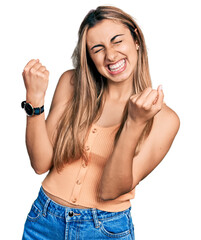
[22,59,49,105]
[128,85,164,125]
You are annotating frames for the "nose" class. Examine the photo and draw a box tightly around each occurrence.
[105,47,117,62]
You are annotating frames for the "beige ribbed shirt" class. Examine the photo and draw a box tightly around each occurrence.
[42,123,135,212]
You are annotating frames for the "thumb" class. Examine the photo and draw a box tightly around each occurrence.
[157,84,163,91]
[157,85,164,105]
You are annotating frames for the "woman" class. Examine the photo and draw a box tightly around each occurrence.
[21,6,180,240]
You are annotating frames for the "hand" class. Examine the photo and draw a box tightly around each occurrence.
[22,59,49,104]
[128,85,164,125]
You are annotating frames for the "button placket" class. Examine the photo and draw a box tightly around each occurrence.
[70,160,88,204]
[70,177,83,204]
[70,125,98,204]
[84,126,98,155]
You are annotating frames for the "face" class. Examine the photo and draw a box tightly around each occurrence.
[86,19,139,84]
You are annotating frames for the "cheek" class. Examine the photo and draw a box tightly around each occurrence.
[120,43,137,58]
[90,55,104,70]
[127,44,138,64]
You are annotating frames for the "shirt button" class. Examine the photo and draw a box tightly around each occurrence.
[72,198,77,203]
[76,179,81,185]
[82,161,87,168]
[92,128,97,133]
[85,146,90,151]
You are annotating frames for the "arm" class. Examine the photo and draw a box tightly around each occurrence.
[23,59,74,174]
[99,118,146,200]
[131,104,180,189]
[25,103,53,174]
[99,87,180,200]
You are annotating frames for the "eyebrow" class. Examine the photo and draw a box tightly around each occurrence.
[90,34,124,50]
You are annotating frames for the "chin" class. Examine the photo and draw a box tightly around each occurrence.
[107,71,134,83]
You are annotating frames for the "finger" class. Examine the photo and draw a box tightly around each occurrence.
[30,62,43,72]
[153,85,164,108]
[140,87,153,99]
[23,59,39,73]
[44,70,50,77]
[130,87,152,102]
[157,85,162,92]
[135,87,155,108]
[151,85,163,105]
[144,90,159,107]
[157,85,164,104]
[38,66,46,72]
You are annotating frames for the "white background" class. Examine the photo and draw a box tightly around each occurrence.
[1,0,201,239]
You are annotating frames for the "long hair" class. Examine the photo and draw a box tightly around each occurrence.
[52,6,154,171]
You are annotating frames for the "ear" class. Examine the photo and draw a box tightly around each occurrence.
[134,40,139,50]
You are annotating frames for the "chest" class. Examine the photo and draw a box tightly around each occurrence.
[95,100,126,127]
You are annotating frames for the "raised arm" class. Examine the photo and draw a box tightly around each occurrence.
[22,59,74,174]
[99,86,180,200]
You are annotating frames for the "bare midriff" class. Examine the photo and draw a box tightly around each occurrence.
[43,188,91,209]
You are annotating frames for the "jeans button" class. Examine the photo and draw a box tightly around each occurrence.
[68,211,74,217]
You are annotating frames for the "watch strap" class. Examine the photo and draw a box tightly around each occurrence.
[33,105,44,115]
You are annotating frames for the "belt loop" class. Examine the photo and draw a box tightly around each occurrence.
[91,208,100,228]
[42,198,50,217]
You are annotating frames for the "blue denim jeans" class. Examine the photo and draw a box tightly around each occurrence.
[22,186,135,239]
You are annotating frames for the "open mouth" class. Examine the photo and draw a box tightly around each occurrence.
[107,59,126,74]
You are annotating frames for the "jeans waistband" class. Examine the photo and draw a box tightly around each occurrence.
[37,186,131,228]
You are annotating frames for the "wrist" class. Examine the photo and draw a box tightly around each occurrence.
[26,94,45,107]
[115,117,146,150]
[126,117,147,130]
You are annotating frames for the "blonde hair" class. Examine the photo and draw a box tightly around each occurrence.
[52,6,154,171]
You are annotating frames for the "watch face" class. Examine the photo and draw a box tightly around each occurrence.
[25,103,34,116]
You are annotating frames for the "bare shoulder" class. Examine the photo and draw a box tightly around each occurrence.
[49,69,75,111]
[147,102,180,152]
[45,69,75,146]
[153,103,180,134]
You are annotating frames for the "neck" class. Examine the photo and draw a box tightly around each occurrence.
[105,79,134,103]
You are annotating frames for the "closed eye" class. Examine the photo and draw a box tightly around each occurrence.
[94,48,104,53]
[114,40,122,44]
[93,40,122,53]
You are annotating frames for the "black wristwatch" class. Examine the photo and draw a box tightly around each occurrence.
[21,101,44,116]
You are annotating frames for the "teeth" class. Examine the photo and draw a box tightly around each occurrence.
[108,59,125,72]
